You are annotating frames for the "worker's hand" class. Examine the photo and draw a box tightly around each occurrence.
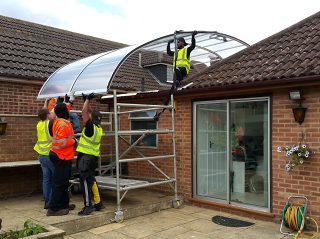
[168,39,174,44]
[73,137,78,146]
[64,94,70,103]
[192,30,198,36]
[82,93,87,102]
[87,93,95,100]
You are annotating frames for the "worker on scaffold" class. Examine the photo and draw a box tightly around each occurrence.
[154,31,198,121]
[167,30,198,88]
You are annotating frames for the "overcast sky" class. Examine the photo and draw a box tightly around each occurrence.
[0,0,319,45]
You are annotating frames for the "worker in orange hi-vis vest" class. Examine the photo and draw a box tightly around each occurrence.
[46,103,77,216]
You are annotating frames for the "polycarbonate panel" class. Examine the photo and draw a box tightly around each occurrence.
[72,45,137,94]
[37,31,249,99]
[38,53,106,98]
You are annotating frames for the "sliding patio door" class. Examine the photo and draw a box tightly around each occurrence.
[193,98,270,210]
[194,102,228,200]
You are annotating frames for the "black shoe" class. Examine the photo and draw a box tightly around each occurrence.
[44,202,49,209]
[78,206,95,216]
[69,204,76,210]
[94,202,105,211]
[46,209,69,216]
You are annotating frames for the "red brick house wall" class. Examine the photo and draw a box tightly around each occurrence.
[0,80,108,197]
[123,85,320,222]
[272,86,320,222]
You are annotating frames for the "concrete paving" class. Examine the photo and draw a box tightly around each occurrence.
[65,205,320,239]
[0,190,319,239]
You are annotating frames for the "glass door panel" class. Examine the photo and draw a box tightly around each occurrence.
[195,102,228,200]
[230,100,269,208]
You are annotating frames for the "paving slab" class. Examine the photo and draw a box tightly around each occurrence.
[2,191,320,239]
[0,188,177,235]
[67,204,320,239]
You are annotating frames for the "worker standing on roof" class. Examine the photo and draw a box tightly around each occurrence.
[46,103,76,216]
[76,93,105,216]
[154,31,198,121]
[34,104,54,210]
[167,30,198,88]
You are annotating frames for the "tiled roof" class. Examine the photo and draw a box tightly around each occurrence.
[0,15,126,81]
[188,11,320,90]
[0,15,169,92]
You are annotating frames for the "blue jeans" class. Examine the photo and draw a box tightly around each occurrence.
[39,155,54,204]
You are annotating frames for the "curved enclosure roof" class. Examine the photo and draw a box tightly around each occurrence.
[37,31,249,99]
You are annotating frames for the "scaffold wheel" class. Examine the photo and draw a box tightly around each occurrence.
[115,210,124,223]
[172,199,182,209]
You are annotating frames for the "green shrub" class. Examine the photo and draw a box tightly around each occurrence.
[0,219,46,239]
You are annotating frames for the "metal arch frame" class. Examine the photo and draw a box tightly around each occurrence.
[105,30,249,93]
[37,30,249,99]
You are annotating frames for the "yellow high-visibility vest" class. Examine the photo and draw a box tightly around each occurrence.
[173,47,190,74]
[34,120,52,155]
[76,124,103,156]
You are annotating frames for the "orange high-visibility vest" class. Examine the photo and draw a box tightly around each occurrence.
[51,118,75,160]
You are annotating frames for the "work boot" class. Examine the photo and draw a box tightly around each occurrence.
[94,202,105,211]
[78,206,95,216]
[46,209,69,216]
[44,202,49,209]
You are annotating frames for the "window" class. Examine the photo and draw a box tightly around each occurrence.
[130,111,157,147]
[145,64,174,84]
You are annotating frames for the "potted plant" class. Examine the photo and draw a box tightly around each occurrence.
[277,144,312,172]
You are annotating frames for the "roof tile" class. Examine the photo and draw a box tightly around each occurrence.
[188,11,320,89]
[0,15,169,92]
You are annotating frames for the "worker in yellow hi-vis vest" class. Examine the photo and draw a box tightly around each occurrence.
[167,30,197,88]
[76,93,105,216]
[34,107,54,210]
[154,31,198,121]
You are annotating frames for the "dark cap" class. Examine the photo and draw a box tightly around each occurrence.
[177,37,188,45]
[54,103,69,119]
[92,110,102,125]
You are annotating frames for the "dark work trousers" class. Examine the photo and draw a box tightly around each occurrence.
[163,67,187,105]
[48,151,72,211]
[174,67,187,85]
[77,153,98,207]
[154,66,188,121]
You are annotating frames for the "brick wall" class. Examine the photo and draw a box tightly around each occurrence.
[0,167,41,198]
[0,81,108,198]
[124,86,320,222]
[2,79,320,223]
[272,86,320,222]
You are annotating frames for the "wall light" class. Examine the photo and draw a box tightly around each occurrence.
[289,90,307,125]
[289,90,303,100]
[0,118,7,135]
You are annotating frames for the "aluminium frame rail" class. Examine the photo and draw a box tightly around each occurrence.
[69,90,180,221]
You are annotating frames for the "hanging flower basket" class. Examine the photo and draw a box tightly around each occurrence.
[277,144,312,172]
